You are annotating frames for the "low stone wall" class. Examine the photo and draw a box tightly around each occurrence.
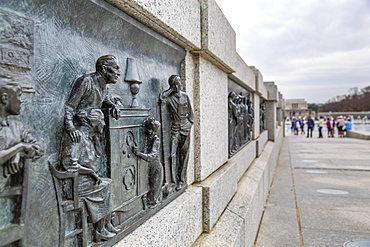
[114,186,204,246]
[193,127,284,246]
[346,130,370,140]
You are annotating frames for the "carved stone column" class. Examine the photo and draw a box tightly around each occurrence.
[264,81,278,141]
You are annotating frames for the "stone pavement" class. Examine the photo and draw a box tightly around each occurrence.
[255,129,370,247]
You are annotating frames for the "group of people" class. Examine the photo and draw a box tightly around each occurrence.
[228,92,254,155]
[290,117,306,135]
[290,116,352,138]
[323,116,352,138]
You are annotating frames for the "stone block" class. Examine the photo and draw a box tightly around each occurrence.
[227,171,263,247]
[252,93,260,140]
[265,101,277,141]
[114,187,203,247]
[250,66,267,99]
[230,140,257,181]
[277,93,284,126]
[200,0,236,72]
[191,126,283,247]
[227,141,279,247]
[264,81,278,101]
[193,209,245,247]
[229,53,256,91]
[278,92,284,108]
[105,0,202,49]
[256,130,268,157]
[184,51,196,186]
[194,57,229,181]
[199,160,239,232]
[346,130,370,140]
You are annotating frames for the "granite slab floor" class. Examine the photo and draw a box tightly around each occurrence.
[255,129,370,247]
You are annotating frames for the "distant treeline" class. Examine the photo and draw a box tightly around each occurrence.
[320,86,370,112]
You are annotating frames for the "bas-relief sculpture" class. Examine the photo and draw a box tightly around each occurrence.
[260,100,266,133]
[1,0,189,244]
[228,91,254,157]
[160,75,193,192]
[0,9,34,91]
[132,118,164,206]
[56,55,121,243]
[0,53,191,246]
[52,56,194,245]
[0,79,44,246]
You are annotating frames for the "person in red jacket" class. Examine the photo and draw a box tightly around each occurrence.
[326,117,334,138]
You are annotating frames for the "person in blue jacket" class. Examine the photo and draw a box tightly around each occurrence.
[344,118,352,137]
[306,116,315,138]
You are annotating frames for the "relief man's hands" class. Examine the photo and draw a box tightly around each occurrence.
[4,153,21,177]
[111,105,120,120]
[22,143,37,158]
[68,129,82,143]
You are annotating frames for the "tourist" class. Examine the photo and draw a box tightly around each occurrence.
[294,118,300,135]
[318,116,324,138]
[337,116,345,137]
[332,118,336,136]
[344,118,352,137]
[290,118,295,133]
[326,117,334,138]
[300,119,305,135]
[306,116,314,138]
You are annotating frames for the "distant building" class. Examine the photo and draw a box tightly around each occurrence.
[284,99,312,118]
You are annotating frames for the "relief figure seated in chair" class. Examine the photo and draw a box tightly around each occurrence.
[60,108,118,242]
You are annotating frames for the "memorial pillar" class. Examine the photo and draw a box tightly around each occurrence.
[264,81,279,141]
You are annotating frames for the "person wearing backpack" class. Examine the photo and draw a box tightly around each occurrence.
[337,116,345,137]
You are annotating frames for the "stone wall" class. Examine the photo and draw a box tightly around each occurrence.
[0,0,284,246]
[107,0,285,246]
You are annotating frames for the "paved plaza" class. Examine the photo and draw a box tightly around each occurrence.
[255,129,370,247]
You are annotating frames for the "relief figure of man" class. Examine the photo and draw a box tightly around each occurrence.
[64,55,120,144]
[160,75,193,191]
[60,55,121,241]
[228,92,238,154]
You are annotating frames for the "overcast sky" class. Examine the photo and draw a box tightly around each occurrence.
[214,0,370,103]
